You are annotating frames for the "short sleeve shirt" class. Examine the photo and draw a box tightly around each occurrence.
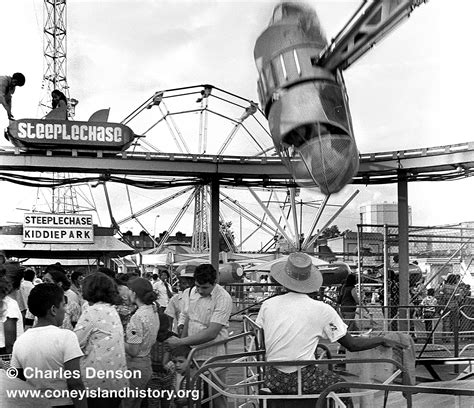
[125,304,160,358]
[11,325,83,406]
[256,292,347,373]
[185,284,233,361]
[0,296,24,348]
[74,302,129,390]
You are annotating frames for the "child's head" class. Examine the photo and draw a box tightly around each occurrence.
[171,345,192,374]
[427,288,435,296]
[28,283,66,326]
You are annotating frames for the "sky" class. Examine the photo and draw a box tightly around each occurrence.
[0,0,473,252]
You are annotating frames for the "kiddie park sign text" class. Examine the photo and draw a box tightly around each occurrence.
[23,213,94,243]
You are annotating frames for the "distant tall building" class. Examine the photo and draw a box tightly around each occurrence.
[360,202,412,228]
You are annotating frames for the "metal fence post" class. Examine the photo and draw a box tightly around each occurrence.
[383,224,389,332]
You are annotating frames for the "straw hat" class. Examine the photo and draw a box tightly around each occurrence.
[270,252,323,293]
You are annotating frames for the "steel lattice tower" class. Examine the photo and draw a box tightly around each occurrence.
[39,0,77,118]
[34,0,96,217]
[191,186,210,252]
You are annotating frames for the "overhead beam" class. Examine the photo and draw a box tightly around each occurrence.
[0,141,473,184]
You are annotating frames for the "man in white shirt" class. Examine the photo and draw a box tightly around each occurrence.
[20,269,35,326]
[256,252,406,402]
[166,264,232,408]
[11,283,86,408]
[151,270,171,312]
[165,265,196,335]
[0,274,23,354]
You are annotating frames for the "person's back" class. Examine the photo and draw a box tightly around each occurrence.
[256,292,346,371]
[339,284,357,311]
[11,283,85,408]
[255,252,406,404]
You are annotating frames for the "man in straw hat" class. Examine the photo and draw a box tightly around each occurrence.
[255,252,406,402]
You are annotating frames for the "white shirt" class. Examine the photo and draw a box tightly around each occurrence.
[0,296,24,348]
[20,280,34,311]
[64,289,79,306]
[176,287,193,327]
[152,279,170,307]
[185,285,232,361]
[11,325,84,406]
[256,292,347,373]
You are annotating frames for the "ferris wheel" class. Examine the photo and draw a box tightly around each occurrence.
[102,84,357,254]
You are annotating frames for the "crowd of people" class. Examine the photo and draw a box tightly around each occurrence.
[2,252,469,408]
[0,261,232,408]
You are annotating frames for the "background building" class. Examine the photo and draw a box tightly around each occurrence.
[360,202,412,230]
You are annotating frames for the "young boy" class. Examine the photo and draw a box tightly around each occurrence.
[171,345,194,407]
[10,283,87,408]
[421,288,438,334]
[148,312,177,408]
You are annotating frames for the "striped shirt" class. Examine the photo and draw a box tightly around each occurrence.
[185,284,232,361]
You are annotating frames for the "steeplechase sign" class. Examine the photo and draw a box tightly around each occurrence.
[23,213,94,243]
[7,119,135,150]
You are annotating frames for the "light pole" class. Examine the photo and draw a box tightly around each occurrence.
[153,214,160,248]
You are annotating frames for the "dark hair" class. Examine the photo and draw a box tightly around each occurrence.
[51,89,67,108]
[152,274,159,280]
[5,267,24,290]
[427,288,435,296]
[97,267,116,279]
[70,271,83,285]
[344,274,357,287]
[44,264,71,291]
[128,277,157,305]
[12,72,25,86]
[156,311,172,342]
[0,274,12,298]
[171,344,192,359]
[160,270,170,279]
[115,273,130,286]
[24,269,35,282]
[194,264,217,285]
[82,272,120,305]
[28,283,64,317]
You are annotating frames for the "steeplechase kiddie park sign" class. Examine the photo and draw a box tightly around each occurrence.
[23,213,94,243]
[7,119,135,150]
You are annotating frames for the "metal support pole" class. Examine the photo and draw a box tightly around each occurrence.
[210,177,220,274]
[383,224,389,332]
[356,224,362,319]
[398,170,409,332]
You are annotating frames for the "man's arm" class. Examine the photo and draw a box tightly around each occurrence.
[0,94,12,118]
[338,333,406,352]
[4,318,17,354]
[167,322,223,348]
[64,357,88,408]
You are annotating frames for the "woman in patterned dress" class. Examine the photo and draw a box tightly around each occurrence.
[74,272,128,408]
